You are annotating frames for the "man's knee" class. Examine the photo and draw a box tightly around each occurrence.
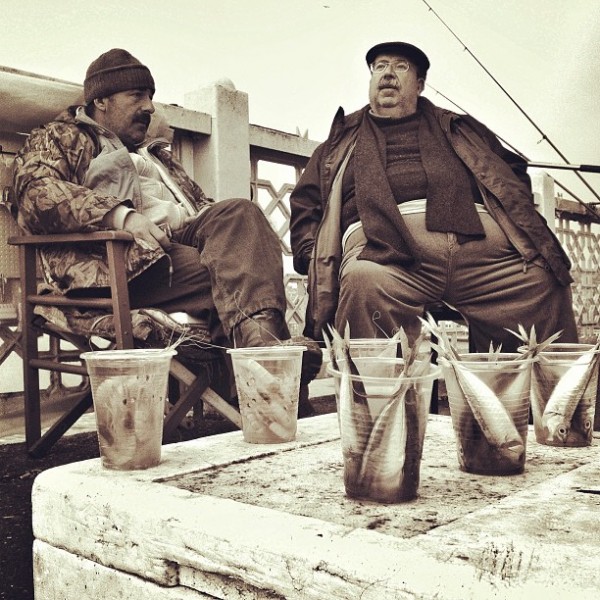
[219,197,274,231]
[340,258,387,290]
[220,197,260,218]
[339,261,396,316]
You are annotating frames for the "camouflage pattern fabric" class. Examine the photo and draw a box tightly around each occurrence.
[13,107,213,293]
[33,302,221,364]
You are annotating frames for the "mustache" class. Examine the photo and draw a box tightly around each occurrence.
[378,77,399,90]
[133,113,152,127]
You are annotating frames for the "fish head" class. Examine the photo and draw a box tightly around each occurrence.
[544,414,570,443]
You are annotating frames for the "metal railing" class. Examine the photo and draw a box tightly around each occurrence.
[1,68,599,397]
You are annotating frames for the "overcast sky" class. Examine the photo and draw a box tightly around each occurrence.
[2,0,599,203]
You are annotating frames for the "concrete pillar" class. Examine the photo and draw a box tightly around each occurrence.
[184,79,250,201]
[531,170,556,232]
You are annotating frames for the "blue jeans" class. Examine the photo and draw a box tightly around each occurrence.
[336,211,578,352]
[128,198,287,344]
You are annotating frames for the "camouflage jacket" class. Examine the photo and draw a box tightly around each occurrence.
[13,106,212,293]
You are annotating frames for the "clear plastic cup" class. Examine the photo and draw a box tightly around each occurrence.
[227,346,306,444]
[81,348,176,470]
[524,344,599,447]
[348,338,399,359]
[346,339,400,379]
[440,353,532,475]
[328,357,440,503]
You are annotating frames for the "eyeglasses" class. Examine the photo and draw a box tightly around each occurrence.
[369,60,411,75]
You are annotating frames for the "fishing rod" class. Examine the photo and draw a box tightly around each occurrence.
[421,0,600,203]
[527,162,600,174]
[527,162,600,222]
[426,83,599,218]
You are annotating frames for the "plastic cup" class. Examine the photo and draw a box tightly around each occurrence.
[347,339,400,379]
[227,345,306,444]
[81,348,176,470]
[348,338,399,359]
[522,344,599,447]
[440,353,532,475]
[328,357,440,503]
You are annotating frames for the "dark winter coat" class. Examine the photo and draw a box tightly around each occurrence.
[290,97,572,339]
[13,106,212,293]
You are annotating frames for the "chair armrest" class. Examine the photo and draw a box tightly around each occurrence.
[8,230,134,246]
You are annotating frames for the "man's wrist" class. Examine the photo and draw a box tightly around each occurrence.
[103,205,136,229]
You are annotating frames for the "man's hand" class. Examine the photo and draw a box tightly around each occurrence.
[179,215,197,229]
[123,211,171,251]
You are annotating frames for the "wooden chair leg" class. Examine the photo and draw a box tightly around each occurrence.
[165,360,241,438]
[27,390,93,458]
[429,332,440,414]
[19,244,43,450]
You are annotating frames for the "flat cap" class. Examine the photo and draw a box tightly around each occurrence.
[366,42,430,77]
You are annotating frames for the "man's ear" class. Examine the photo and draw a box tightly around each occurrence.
[417,79,425,95]
[93,97,108,113]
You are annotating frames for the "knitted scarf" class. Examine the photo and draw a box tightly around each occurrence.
[354,109,484,267]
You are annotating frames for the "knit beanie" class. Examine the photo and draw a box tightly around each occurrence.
[84,49,155,103]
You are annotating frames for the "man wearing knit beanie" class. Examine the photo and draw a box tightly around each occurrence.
[83,48,156,150]
[84,48,155,104]
[13,48,323,417]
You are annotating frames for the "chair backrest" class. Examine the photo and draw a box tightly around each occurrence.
[1,66,85,322]
[0,149,20,322]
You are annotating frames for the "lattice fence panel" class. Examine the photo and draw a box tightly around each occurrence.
[557,217,600,340]
[0,151,20,321]
[251,157,308,333]
[284,274,308,337]
[254,179,295,255]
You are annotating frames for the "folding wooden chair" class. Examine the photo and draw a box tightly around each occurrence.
[8,228,241,457]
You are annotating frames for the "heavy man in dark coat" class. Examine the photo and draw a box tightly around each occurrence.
[290,41,578,351]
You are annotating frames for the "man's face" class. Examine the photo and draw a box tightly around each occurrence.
[368,53,424,118]
[95,88,155,148]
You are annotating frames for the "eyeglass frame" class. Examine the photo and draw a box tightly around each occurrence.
[369,60,411,76]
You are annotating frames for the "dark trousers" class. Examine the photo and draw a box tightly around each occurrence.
[128,198,287,344]
[336,211,578,352]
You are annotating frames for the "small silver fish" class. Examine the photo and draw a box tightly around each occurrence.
[542,344,600,443]
[358,379,409,501]
[451,361,525,464]
[358,359,431,501]
[327,326,373,489]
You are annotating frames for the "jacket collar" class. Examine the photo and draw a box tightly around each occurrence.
[73,106,122,142]
[331,97,458,132]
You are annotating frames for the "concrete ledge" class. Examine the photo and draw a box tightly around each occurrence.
[32,414,600,599]
[34,541,209,599]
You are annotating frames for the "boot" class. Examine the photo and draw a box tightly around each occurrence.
[231,310,323,414]
[231,308,290,348]
[297,381,316,418]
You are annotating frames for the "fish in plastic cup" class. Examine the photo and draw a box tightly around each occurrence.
[328,356,440,503]
[81,348,176,470]
[227,345,306,444]
[522,344,599,447]
[440,354,532,475]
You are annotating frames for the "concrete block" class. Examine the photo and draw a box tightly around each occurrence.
[34,541,207,599]
[32,414,600,599]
